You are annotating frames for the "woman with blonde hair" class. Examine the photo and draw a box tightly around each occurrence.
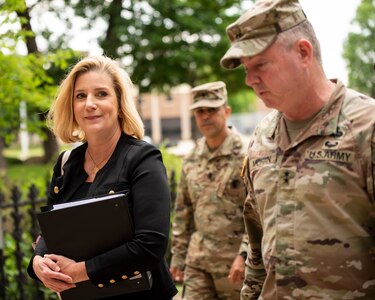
[27,56,178,299]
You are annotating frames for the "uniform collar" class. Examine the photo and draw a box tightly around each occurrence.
[195,127,243,158]
[265,80,346,144]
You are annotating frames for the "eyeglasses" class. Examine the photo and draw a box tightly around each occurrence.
[193,107,221,117]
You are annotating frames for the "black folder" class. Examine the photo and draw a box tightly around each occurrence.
[37,193,152,300]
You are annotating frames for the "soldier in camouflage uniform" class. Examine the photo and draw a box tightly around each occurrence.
[170,81,248,299]
[220,0,375,299]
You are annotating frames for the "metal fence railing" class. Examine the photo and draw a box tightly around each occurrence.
[0,184,46,300]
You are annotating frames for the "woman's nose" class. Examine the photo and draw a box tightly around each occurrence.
[85,94,97,109]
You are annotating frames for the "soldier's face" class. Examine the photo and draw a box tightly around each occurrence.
[193,105,230,139]
[240,40,306,114]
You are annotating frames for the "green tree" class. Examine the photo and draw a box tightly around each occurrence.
[0,1,78,172]
[343,0,375,97]
[34,0,255,107]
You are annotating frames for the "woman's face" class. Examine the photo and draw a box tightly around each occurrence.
[73,70,121,139]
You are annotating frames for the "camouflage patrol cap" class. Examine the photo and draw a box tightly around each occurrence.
[220,0,307,69]
[190,81,227,110]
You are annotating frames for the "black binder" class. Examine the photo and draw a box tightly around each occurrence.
[37,193,152,300]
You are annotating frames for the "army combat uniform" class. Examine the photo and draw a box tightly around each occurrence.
[171,129,247,299]
[241,81,375,299]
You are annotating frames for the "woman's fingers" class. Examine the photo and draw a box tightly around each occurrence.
[42,255,61,272]
[33,255,76,292]
[44,278,76,293]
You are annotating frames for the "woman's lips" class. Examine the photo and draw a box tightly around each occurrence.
[85,115,101,121]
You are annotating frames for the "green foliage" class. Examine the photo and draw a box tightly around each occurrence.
[4,162,52,195]
[0,49,80,146]
[3,227,58,299]
[4,232,33,299]
[159,146,182,266]
[343,0,375,97]
[0,154,56,299]
[27,0,250,101]
[1,0,255,116]
[0,144,52,196]
[160,145,182,184]
[0,53,43,144]
[0,0,81,149]
[0,0,27,51]
[229,88,257,113]
[1,176,57,299]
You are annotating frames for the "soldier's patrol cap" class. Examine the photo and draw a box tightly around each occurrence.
[220,0,307,69]
[190,81,227,110]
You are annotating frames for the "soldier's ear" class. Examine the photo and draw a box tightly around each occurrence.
[224,105,232,118]
[295,38,313,65]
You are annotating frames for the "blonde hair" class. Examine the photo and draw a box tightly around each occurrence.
[47,56,144,143]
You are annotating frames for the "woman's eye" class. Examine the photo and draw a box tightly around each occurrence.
[76,93,86,99]
[97,91,108,97]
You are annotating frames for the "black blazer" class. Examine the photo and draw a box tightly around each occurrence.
[28,133,177,300]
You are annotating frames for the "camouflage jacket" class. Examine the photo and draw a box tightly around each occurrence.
[241,81,375,299]
[170,129,247,271]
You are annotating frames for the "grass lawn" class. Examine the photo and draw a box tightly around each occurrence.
[5,163,52,194]
[2,146,53,196]
[3,146,44,160]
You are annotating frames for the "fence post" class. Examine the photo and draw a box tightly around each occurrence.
[0,192,6,300]
[28,184,41,240]
[10,186,26,300]
[27,184,45,300]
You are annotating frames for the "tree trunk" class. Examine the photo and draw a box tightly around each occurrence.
[100,0,123,58]
[39,112,58,163]
[17,2,58,163]
[0,138,7,177]
[42,129,59,163]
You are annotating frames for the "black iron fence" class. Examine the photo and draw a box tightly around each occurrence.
[0,172,177,300]
[0,184,49,300]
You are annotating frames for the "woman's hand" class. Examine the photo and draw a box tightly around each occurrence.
[33,255,76,293]
[44,254,89,283]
